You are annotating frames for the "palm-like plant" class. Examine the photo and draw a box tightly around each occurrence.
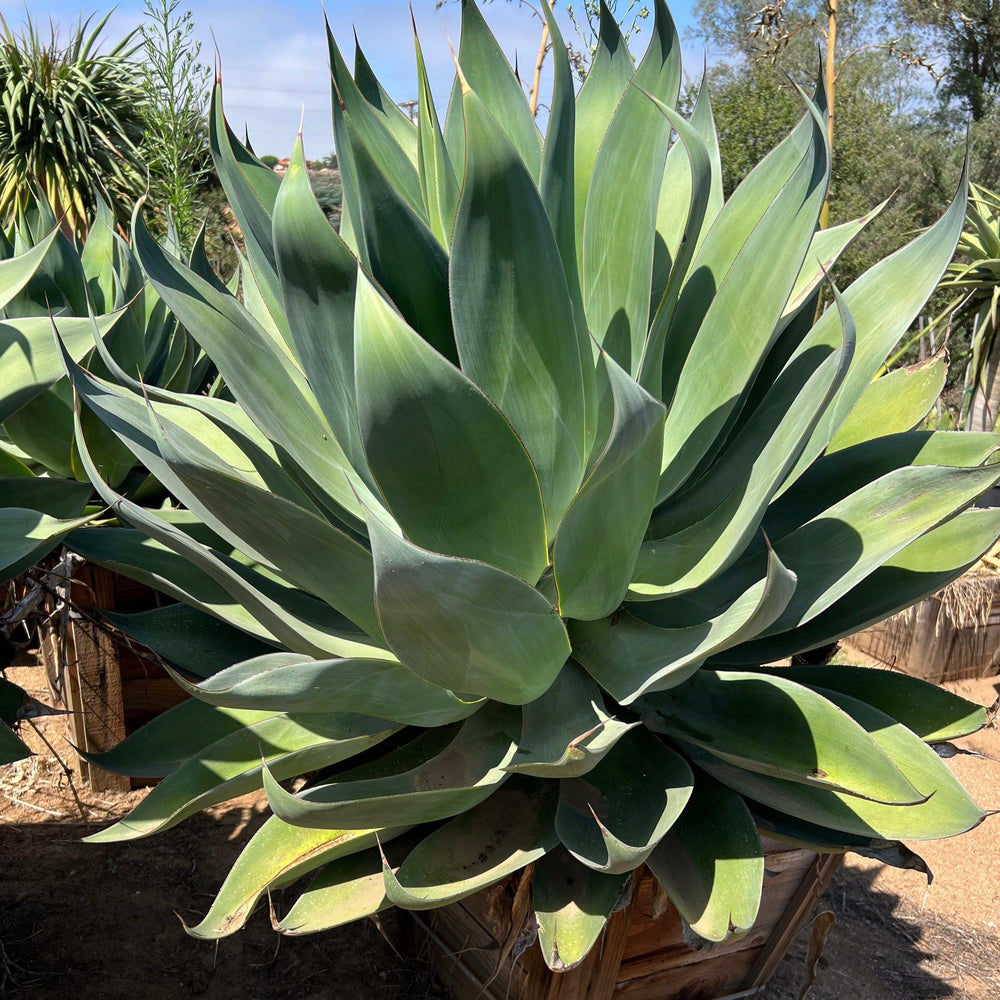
[61,0,997,970]
[0,12,145,237]
[937,183,1000,431]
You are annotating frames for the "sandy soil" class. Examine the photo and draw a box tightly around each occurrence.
[762,674,1000,1000]
[1,665,997,1000]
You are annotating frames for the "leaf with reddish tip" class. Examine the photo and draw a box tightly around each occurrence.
[504,661,638,778]
[185,816,407,939]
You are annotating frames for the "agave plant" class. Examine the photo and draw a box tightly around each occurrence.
[60,0,997,970]
[0,675,35,764]
[0,190,217,582]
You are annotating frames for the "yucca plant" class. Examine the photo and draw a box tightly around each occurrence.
[0,11,145,237]
[60,0,998,971]
[936,183,1000,431]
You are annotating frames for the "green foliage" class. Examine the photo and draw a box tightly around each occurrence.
[0,11,145,236]
[564,0,651,59]
[138,0,213,249]
[1,676,33,764]
[698,63,955,289]
[64,0,995,970]
[306,152,338,170]
[692,0,928,79]
[0,190,217,581]
[928,183,1000,430]
[896,0,1000,121]
[308,171,343,222]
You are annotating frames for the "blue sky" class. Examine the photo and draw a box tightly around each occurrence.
[15,1,705,157]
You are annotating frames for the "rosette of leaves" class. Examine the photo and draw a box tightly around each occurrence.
[61,0,998,970]
[0,191,215,581]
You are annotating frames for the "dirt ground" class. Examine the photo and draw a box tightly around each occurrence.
[1,665,997,1000]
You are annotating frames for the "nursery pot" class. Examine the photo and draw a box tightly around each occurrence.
[406,839,842,1000]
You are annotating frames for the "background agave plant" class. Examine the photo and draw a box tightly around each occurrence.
[60,0,998,970]
[0,189,218,582]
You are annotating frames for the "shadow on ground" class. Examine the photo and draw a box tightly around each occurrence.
[3,811,997,1000]
[1,805,447,1000]
[761,865,1000,1000]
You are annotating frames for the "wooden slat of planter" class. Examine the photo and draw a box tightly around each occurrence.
[614,947,761,1000]
[412,845,841,1000]
[740,851,843,991]
[617,854,816,983]
[421,869,530,998]
[121,678,189,728]
[49,618,129,793]
[419,908,499,997]
[422,903,633,1000]
[42,561,181,789]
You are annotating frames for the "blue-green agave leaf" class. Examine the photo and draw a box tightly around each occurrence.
[262,701,518,829]
[384,777,558,910]
[175,650,485,727]
[556,727,693,874]
[85,712,399,843]
[533,848,631,972]
[646,772,763,943]
[504,661,639,778]
[186,817,404,938]
[354,271,549,581]
[451,86,590,532]
[639,670,925,804]
[367,515,570,706]
[553,351,665,620]
[575,550,796,703]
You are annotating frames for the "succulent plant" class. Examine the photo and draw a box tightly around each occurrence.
[0,190,219,581]
[61,0,997,969]
[0,675,33,764]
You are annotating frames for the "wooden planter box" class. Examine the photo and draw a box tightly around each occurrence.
[845,571,1000,683]
[39,560,185,791]
[408,841,841,1000]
